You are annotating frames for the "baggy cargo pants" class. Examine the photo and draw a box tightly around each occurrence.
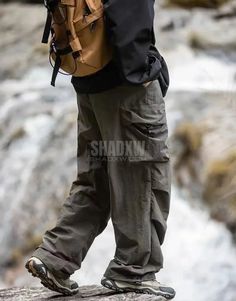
[32,79,171,283]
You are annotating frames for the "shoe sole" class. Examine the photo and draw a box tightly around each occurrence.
[25,259,78,296]
[101,278,175,300]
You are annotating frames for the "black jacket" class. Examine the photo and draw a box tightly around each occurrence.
[72,0,169,96]
[103,0,169,96]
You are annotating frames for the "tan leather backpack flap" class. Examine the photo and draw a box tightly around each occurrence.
[50,0,113,77]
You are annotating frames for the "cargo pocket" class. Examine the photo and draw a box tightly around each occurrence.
[120,80,170,162]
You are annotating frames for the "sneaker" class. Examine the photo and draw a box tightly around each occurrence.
[101,276,175,299]
[25,257,79,296]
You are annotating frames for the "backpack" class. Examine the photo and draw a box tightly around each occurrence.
[42,0,113,86]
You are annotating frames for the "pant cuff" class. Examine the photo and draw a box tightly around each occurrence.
[32,247,71,279]
[103,271,156,283]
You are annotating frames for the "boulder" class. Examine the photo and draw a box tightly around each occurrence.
[203,151,236,237]
[170,91,236,237]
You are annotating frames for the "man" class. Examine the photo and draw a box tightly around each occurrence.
[25,0,175,299]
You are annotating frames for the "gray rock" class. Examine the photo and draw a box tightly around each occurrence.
[162,0,230,8]
[0,69,77,270]
[0,0,41,2]
[169,90,236,236]
[154,2,236,56]
[0,4,46,79]
[0,286,165,301]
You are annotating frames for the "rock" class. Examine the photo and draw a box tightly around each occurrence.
[170,90,236,236]
[0,3,47,79]
[0,286,164,301]
[0,69,77,273]
[202,151,236,237]
[163,0,230,8]
[187,14,236,52]
[213,0,236,19]
[171,121,204,192]
[156,2,236,55]
[0,0,42,3]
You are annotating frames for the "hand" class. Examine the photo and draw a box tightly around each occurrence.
[142,81,153,87]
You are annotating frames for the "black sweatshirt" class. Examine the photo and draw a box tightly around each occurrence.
[71,59,124,94]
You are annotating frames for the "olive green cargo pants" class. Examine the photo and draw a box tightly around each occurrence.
[33,79,171,283]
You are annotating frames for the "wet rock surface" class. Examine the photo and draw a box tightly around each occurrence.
[0,286,164,301]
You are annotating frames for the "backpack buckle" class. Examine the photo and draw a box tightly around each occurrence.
[51,41,57,54]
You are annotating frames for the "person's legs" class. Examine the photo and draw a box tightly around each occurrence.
[31,93,111,279]
[90,80,171,283]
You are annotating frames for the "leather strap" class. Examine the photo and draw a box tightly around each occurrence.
[70,37,82,53]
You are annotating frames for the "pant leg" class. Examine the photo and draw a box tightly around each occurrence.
[32,93,110,279]
[90,80,171,283]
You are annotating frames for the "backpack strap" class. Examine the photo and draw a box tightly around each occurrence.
[51,55,61,86]
[42,0,59,44]
[70,38,82,53]
[50,42,73,86]
[42,10,52,44]
[66,6,83,55]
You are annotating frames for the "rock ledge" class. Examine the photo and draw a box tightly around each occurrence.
[0,286,164,300]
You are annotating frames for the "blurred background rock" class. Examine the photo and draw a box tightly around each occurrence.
[0,1,236,301]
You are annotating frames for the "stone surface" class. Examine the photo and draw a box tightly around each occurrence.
[0,286,165,301]
[163,0,230,8]
[169,90,236,236]
[156,1,236,57]
[0,3,46,79]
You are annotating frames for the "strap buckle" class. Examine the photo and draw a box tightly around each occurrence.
[51,41,57,54]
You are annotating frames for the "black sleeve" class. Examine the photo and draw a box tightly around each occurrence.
[103,0,169,96]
